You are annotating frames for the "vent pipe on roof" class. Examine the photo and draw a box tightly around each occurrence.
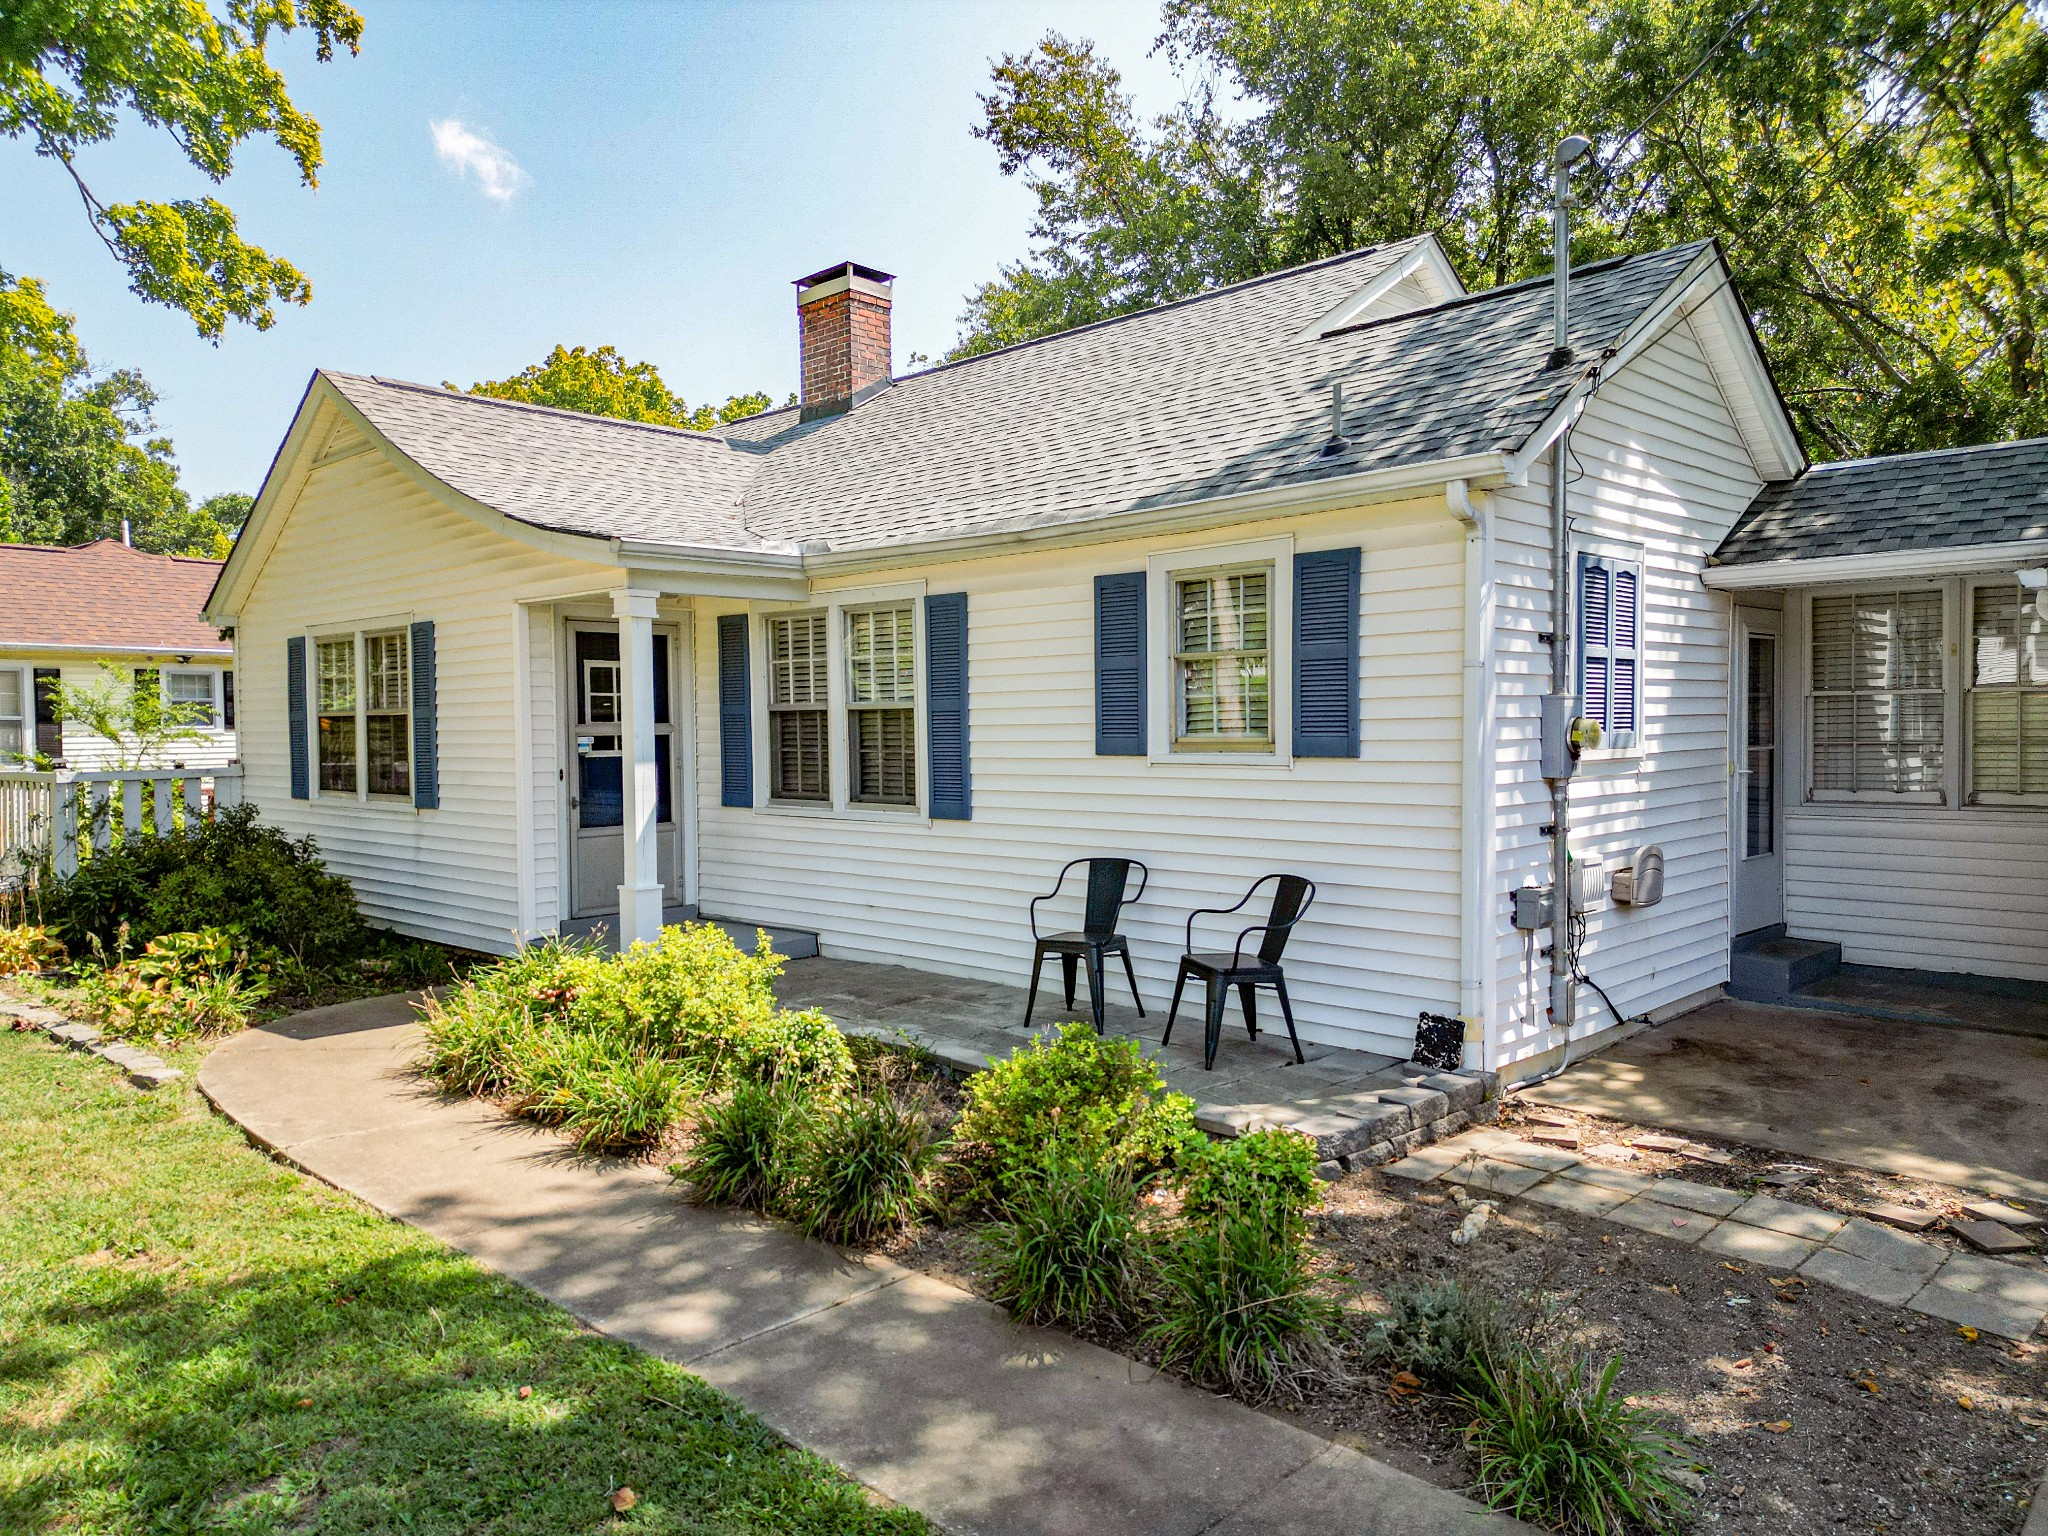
[1320,382,1347,456]
[120,519,132,546]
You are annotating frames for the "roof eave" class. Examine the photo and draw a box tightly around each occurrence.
[1703,537,2048,589]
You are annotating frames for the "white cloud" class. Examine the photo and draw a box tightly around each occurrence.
[430,118,528,203]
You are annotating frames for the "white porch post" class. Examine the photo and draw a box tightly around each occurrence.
[613,588,664,947]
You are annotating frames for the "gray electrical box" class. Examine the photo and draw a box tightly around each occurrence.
[1540,694,1580,781]
[1511,884,1554,931]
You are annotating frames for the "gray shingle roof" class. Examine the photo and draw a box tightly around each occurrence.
[1716,436,2048,567]
[321,237,1717,559]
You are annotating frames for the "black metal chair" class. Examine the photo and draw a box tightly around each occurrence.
[1163,874,1315,1070]
[1024,857,1148,1034]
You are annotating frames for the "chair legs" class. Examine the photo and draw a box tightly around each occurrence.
[1238,982,1258,1040]
[1162,962,1190,1047]
[1061,953,1079,1010]
[1273,975,1304,1065]
[1087,947,1107,1035]
[1202,975,1227,1070]
[1024,947,1046,1027]
[1119,946,1146,1018]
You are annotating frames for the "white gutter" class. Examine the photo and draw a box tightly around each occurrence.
[1704,539,2048,590]
[1448,479,1498,1069]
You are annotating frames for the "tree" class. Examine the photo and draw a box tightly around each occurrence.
[453,346,774,431]
[2,0,364,339]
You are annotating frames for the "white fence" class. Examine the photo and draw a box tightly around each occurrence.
[0,767,245,883]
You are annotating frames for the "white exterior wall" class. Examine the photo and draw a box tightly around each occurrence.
[694,499,1468,1059]
[234,428,612,953]
[1488,317,1765,1068]
[0,651,237,770]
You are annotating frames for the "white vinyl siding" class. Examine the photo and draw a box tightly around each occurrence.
[1809,590,1945,797]
[1968,582,2048,800]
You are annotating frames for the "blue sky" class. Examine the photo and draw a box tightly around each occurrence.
[3,2,1183,501]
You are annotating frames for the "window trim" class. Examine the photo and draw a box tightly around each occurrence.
[1965,575,2048,805]
[161,665,224,730]
[0,663,29,765]
[305,617,417,808]
[1145,535,1294,766]
[1803,583,1948,805]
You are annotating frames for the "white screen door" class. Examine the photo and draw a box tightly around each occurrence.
[1734,611,1784,934]
[567,622,680,919]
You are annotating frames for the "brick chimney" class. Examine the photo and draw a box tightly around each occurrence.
[795,261,894,421]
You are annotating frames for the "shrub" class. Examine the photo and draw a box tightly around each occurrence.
[673,1080,807,1210]
[1362,1277,1520,1397]
[788,1087,937,1245]
[978,1148,1141,1330]
[1465,1351,1691,1535]
[1145,1205,1343,1403]
[732,1007,855,1093]
[952,1023,1196,1208]
[82,926,271,1042]
[45,804,364,961]
[0,924,65,976]
[1179,1127,1320,1226]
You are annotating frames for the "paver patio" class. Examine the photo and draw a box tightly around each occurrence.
[195,993,1523,1536]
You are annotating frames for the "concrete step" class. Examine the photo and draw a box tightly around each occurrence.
[1730,932,1842,1003]
[709,917,820,961]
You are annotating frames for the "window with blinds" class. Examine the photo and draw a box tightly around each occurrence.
[847,604,916,805]
[1809,590,1944,795]
[316,637,357,792]
[769,611,830,802]
[1174,567,1271,749]
[1969,582,2048,798]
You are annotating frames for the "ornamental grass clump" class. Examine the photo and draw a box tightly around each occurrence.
[951,1022,1196,1210]
[977,1147,1142,1331]
[787,1086,938,1245]
[1464,1350,1691,1535]
[673,1080,808,1211]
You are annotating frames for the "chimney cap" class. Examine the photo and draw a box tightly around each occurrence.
[794,260,895,291]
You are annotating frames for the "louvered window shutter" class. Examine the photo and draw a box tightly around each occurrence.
[717,613,754,807]
[1094,573,1147,755]
[1578,555,1640,744]
[223,670,236,730]
[1293,547,1361,757]
[286,637,309,799]
[926,592,970,819]
[410,620,438,809]
[32,669,61,761]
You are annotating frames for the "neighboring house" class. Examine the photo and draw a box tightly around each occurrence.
[0,540,237,770]
[1706,439,2048,985]
[206,238,1813,1076]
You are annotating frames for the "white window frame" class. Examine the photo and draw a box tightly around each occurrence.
[748,581,929,821]
[1965,575,2048,805]
[0,663,31,765]
[161,666,223,730]
[307,618,416,807]
[1803,584,1948,805]
[765,609,831,805]
[1146,535,1294,766]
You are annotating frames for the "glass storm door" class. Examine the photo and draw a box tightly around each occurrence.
[568,624,676,919]
[1734,613,1784,934]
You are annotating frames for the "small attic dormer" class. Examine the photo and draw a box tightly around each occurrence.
[1289,234,1467,340]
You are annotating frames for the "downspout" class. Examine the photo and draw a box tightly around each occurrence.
[1449,479,1496,1070]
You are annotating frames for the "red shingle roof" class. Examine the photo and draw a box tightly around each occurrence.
[0,541,230,655]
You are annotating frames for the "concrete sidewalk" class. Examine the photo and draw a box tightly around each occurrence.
[197,994,1520,1536]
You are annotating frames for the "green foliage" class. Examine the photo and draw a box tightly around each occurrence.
[2,1,363,337]
[1361,1277,1518,1397]
[81,924,270,1041]
[454,344,774,431]
[977,1147,1142,1329]
[788,1087,938,1245]
[0,923,64,976]
[675,1080,807,1210]
[44,803,365,962]
[734,1006,856,1092]
[951,1022,1197,1208]
[1144,1205,1342,1402]
[1465,1351,1691,1535]
[42,660,212,770]
[1179,1126,1320,1226]
[511,1028,694,1153]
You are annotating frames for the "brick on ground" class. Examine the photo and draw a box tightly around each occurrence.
[1963,1199,2043,1229]
[1863,1202,1941,1233]
[1951,1219,2037,1256]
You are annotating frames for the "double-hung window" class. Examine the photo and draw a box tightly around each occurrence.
[1579,554,1641,749]
[1809,590,1944,796]
[768,611,829,802]
[164,667,220,728]
[1173,567,1271,750]
[1969,582,2048,799]
[846,603,916,805]
[0,668,27,763]
[316,630,411,799]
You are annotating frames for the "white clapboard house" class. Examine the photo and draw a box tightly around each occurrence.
[205,238,1858,1076]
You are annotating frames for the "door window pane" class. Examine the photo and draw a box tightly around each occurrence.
[1744,633,1776,857]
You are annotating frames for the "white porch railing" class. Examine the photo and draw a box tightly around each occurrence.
[0,767,245,883]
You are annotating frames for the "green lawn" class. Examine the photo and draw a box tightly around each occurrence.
[0,1027,929,1535]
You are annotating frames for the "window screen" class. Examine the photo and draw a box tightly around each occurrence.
[1174,568,1271,747]
[1810,591,1944,795]
[1970,582,2048,798]
[847,604,915,805]
[316,638,357,792]
[363,631,411,797]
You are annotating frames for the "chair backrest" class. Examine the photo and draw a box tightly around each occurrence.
[1257,874,1315,964]
[1083,857,1139,937]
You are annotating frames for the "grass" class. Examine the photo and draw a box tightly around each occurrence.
[0,1028,929,1535]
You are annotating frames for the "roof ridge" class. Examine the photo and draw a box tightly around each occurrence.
[1801,433,2048,477]
[0,539,222,567]
[325,371,758,447]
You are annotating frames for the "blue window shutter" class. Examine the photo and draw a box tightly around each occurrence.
[1094,572,1147,755]
[717,613,753,807]
[1611,564,1639,735]
[926,592,970,819]
[410,620,439,809]
[1578,555,1640,741]
[286,636,309,800]
[1294,547,1361,757]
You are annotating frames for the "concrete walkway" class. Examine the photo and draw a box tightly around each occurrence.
[198,995,1521,1536]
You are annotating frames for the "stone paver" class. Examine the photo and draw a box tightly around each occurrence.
[1439,1156,1550,1198]
[1729,1193,1849,1242]
[1909,1276,2046,1341]
[1518,1177,1637,1218]
[1799,1248,1928,1308]
[1552,1161,1658,1197]
[1697,1217,1822,1271]
[1952,1219,2037,1256]
[1477,1138,1582,1174]
[1377,1141,1477,1182]
[1827,1217,1946,1279]
[1647,1178,1746,1217]
[1604,1197,1714,1245]
[200,995,1524,1536]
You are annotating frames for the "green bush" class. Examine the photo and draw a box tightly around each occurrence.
[45,804,364,961]
[1145,1205,1343,1403]
[1465,1351,1691,1535]
[674,1080,807,1210]
[1179,1127,1320,1226]
[952,1022,1196,1208]
[1363,1277,1521,1397]
[734,1006,856,1093]
[978,1148,1141,1330]
[788,1088,936,1245]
